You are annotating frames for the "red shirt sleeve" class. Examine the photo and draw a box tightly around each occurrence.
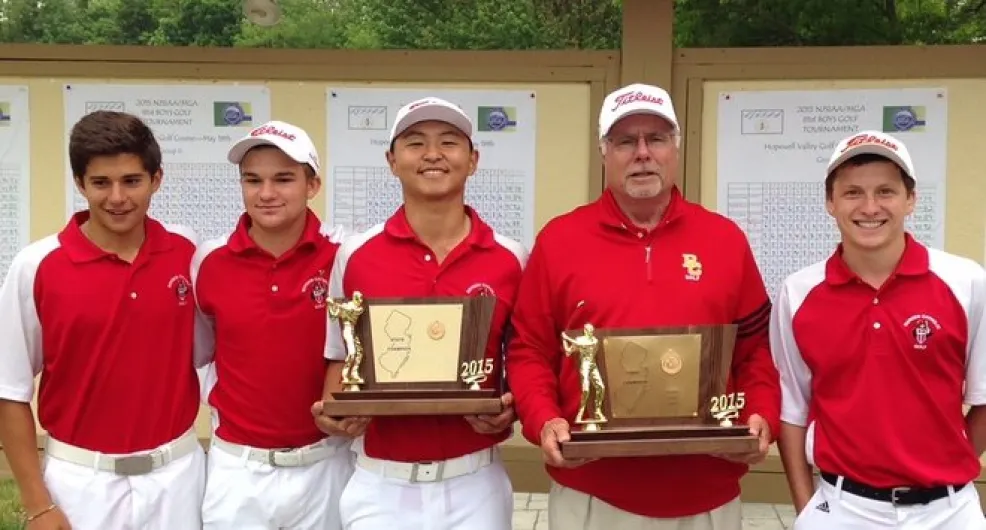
[731,240,781,441]
[506,238,562,446]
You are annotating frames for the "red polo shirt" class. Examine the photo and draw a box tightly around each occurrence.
[193,209,344,449]
[771,234,986,488]
[506,187,781,518]
[324,206,527,462]
[0,212,200,453]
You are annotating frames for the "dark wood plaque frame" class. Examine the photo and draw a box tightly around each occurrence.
[559,324,759,459]
[321,295,504,417]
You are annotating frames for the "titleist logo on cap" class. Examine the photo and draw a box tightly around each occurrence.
[840,133,897,153]
[611,91,664,111]
[408,99,433,111]
[251,125,296,141]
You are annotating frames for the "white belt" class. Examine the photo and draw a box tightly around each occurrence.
[212,436,341,468]
[45,429,199,476]
[356,447,495,483]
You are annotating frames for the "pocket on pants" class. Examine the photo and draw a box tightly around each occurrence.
[792,490,825,530]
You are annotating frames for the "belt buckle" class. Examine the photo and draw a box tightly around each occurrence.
[409,461,445,483]
[268,447,306,467]
[891,487,912,506]
[113,453,156,476]
[267,448,295,467]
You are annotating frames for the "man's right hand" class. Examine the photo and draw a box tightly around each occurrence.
[539,418,596,469]
[311,400,370,437]
[26,505,71,529]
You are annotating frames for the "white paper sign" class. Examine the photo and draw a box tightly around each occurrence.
[326,87,537,248]
[63,83,272,240]
[0,85,30,280]
[716,88,947,297]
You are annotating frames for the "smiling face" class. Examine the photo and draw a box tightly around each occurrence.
[75,153,161,237]
[239,145,320,232]
[386,120,478,202]
[826,156,915,253]
[602,113,679,201]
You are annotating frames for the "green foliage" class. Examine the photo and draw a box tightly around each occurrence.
[673,0,985,47]
[0,0,981,49]
[0,479,22,530]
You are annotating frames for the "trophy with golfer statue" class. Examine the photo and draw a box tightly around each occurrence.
[557,320,758,459]
[320,290,504,417]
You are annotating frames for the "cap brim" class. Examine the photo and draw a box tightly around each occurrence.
[227,136,307,165]
[392,106,473,141]
[601,108,679,138]
[827,145,913,179]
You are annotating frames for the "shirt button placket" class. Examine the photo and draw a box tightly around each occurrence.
[424,253,440,294]
[270,262,280,299]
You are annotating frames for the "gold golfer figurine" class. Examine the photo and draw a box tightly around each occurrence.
[562,323,607,431]
[328,291,365,391]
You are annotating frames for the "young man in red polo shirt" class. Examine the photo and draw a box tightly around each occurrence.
[192,120,354,530]
[0,111,205,529]
[771,130,986,529]
[311,97,527,530]
[506,83,781,530]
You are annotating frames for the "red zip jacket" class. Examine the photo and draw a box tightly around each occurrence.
[506,187,780,518]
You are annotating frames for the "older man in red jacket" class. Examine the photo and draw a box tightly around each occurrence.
[506,82,781,530]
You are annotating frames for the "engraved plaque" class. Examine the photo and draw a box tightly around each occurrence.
[558,324,760,459]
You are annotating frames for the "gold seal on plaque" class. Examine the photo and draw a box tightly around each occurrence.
[660,349,683,375]
[427,320,446,340]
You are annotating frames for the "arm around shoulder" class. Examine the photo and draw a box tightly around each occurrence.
[730,239,781,439]
[504,237,564,446]
[190,238,225,369]
[770,279,817,512]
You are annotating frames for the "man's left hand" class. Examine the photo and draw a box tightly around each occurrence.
[464,392,516,434]
[714,414,771,466]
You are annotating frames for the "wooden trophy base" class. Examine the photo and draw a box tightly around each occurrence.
[560,424,759,459]
[322,388,504,417]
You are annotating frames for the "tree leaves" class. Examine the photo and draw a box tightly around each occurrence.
[0,0,980,49]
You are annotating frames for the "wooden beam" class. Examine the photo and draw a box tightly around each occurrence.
[620,0,674,89]
[0,44,618,69]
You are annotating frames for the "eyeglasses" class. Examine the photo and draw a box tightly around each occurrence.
[606,132,676,153]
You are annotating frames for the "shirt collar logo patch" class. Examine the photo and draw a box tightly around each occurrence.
[466,282,496,298]
[681,253,702,282]
[904,314,941,350]
[302,272,329,310]
[168,275,191,306]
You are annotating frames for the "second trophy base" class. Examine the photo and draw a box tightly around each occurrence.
[560,424,759,459]
[323,388,503,417]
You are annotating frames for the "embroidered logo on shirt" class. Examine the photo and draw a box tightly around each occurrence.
[903,314,941,350]
[815,501,829,513]
[681,253,702,282]
[167,275,191,306]
[466,282,496,298]
[302,272,329,309]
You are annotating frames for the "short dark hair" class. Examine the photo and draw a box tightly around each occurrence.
[69,111,162,182]
[825,153,915,199]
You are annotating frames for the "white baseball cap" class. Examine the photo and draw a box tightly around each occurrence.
[598,83,679,139]
[227,120,320,174]
[826,130,915,180]
[390,97,473,143]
